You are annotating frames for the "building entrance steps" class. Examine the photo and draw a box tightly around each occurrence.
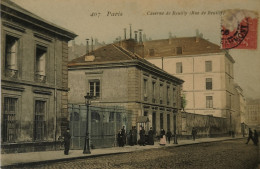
[1,136,245,168]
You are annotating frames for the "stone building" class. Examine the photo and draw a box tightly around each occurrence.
[233,84,246,134]
[143,36,236,122]
[246,99,260,130]
[68,39,184,136]
[1,0,77,153]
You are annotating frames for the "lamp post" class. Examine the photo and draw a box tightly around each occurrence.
[83,92,93,154]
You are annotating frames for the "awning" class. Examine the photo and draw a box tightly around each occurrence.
[136,116,149,123]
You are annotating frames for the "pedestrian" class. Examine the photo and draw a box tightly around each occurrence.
[253,130,258,146]
[129,129,134,146]
[63,127,71,155]
[166,129,172,144]
[121,126,126,146]
[139,126,146,146]
[117,130,123,147]
[192,127,197,141]
[246,128,254,144]
[173,131,178,144]
[148,127,154,145]
[159,129,166,146]
[133,126,137,145]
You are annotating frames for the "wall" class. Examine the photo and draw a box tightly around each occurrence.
[180,112,228,138]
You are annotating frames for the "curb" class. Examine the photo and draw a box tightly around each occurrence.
[1,137,245,168]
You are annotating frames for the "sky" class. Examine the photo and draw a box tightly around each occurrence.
[11,0,260,99]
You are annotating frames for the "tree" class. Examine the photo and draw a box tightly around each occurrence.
[181,94,187,112]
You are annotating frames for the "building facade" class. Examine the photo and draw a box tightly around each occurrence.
[1,0,77,153]
[143,37,236,122]
[68,39,184,136]
[233,84,246,134]
[246,99,260,129]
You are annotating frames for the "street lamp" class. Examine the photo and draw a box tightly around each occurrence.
[83,92,93,154]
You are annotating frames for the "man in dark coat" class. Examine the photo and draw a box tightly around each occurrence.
[192,127,197,141]
[148,127,154,145]
[253,130,258,146]
[133,126,137,145]
[63,127,71,155]
[166,129,172,144]
[246,128,254,144]
[117,130,123,147]
[129,129,134,146]
[121,126,126,147]
[139,126,145,146]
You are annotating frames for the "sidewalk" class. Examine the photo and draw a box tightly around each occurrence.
[1,136,244,168]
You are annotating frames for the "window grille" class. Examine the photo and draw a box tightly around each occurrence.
[34,100,46,141]
[3,97,17,142]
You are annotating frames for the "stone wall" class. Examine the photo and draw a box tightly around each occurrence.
[179,112,228,138]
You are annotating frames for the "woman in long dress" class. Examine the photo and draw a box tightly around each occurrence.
[160,129,166,145]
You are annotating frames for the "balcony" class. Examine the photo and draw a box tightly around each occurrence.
[35,74,46,83]
[5,69,18,79]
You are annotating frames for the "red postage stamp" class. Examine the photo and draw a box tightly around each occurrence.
[221,9,258,49]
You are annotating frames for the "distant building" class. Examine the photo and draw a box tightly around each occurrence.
[234,84,246,134]
[68,39,184,136]
[246,99,260,129]
[143,36,235,122]
[1,0,77,153]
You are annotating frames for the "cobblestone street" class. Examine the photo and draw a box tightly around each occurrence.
[11,139,259,169]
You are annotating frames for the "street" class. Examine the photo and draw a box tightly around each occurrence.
[11,139,259,169]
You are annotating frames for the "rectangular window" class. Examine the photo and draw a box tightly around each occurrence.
[109,112,115,122]
[206,78,212,90]
[149,49,155,56]
[3,97,17,142]
[144,111,148,116]
[89,80,100,97]
[152,81,156,103]
[5,35,19,78]
[160,84,163,104]
[206,96,213,108]
[152,112,156,131]
[35,45,47,82]
[160,113,163,130]
[176,62,182,73]
[167,114,170,131]
[173,88,176,107]
[34,100,46,141]
[176,47,182,55]
[143,79,148,101]
[205,61,212,72]
[167,86,170,105]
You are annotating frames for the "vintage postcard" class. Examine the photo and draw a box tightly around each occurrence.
[1,0,260,168]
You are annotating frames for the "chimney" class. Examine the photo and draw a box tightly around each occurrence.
[139,29,143,43]
[134,31,138,41]
[91,37,94,52]
[86,38,89,55]
[130,24,132,39]
[124,28,126,40]
[169,32,173,38]
[143,33,147,42]
[196,29,200,42]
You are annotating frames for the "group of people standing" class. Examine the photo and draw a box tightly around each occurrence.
[118,126,176,147]
[246,128,258,146]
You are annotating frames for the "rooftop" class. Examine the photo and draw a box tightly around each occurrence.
[1,0,77,40]
[68,42,184,84]
[143,37,223,57]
